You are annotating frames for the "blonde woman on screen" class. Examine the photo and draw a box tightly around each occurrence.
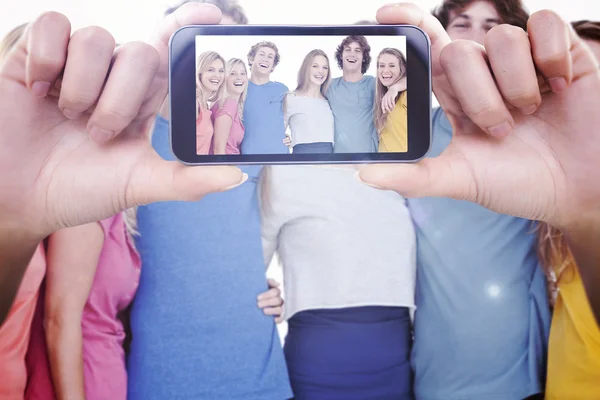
[195,51,225,155]
[283,49,334,154]
[210,58,248,155]
[375,47,408,153]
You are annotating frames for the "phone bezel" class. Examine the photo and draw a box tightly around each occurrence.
[169,24,431,165]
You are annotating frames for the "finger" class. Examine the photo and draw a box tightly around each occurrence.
[258,286,281,301]
[527,10,572,92]
[484,25,541,115]
[86,42,160,142]
[376,3,451,82]
[141,3,223,118]
[356,150,477,202]
[57,26,115,120]
[128,152,245,206]
[275,315,284,324]
[23,12,71,97]
[267,278,280,288]
[440,40,514,137]
[258,297,284,308]
[263,307,283,316]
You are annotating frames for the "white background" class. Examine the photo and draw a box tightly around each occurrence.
[2,0,597,340]
[195,35,407,89]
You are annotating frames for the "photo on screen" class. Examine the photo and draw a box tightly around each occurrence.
[194,35,407,156]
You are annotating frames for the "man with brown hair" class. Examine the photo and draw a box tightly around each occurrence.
[400,1,549,400]
[240,40,289,154]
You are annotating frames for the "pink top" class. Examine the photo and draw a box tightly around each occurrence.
[0,244,46,400]
[25,213,141,400]
[196,105,214,155]
[210,98,245,155]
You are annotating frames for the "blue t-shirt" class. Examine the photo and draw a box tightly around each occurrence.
[126,116,292,400]
[326,75,378,153]
[241,81,289,155]
[407,108,551,400]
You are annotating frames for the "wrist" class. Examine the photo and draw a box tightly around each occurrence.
[0,213,46,248]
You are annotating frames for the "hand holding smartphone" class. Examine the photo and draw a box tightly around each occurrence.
[169,24,431,165]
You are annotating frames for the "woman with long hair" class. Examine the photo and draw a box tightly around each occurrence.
[374,47,408,152]
[538,20,600,400]
[283,49,335,154]
[25,211,141,400]
[210,58,248,155]
[195,51,225,155]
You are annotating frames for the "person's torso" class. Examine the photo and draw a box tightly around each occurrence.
[0,244,46,399]
[546,265,600,399]
[379,91,408,153]
[81,213,140,344]
[126,116,292,400]
[327,76,378,153]
[286,94,334,146]
[261,165,416,320]
[196,105,214,155]
[241,81,288,155]
[210,98,244,155]
[407,108,551,400]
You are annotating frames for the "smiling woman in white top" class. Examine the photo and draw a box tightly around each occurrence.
[284,49,335,154]
[259,164,416,399]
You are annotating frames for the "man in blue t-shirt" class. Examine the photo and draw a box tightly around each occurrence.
[241,41,289,155]
[326,35,405,153]
[126,2,292,399]
[369,1,551,400]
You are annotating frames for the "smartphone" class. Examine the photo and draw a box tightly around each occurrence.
[169,24,431,165]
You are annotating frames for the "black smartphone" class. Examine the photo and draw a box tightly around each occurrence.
[169,24,431,165]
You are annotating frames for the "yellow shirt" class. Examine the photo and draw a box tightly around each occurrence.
[546,265,600,399]
[378,91,408,153]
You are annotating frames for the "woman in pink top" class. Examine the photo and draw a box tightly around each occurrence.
[26,211,140,400]
[196,51,225,155]
[210,58,248,155]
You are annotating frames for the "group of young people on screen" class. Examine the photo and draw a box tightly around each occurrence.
[194,36,408,156]
[1,0,600,400]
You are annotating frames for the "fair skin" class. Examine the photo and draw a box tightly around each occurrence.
[378,53,407,113]
[1,3,600,327]
[199,58,224,107]
[341,41,365,83]
[0,3,247,325]
[159,12,238,120]
[249,46,276,86]
[213,63,246,154]
[446,0,502,45]
[358,3,600,325]
[44,223,104,400]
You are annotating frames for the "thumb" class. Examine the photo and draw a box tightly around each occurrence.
[128,153,246,206]
[356,152,477,201]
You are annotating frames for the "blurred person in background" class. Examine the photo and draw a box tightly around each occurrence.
[127,1,292,399]
[404,1,550,399]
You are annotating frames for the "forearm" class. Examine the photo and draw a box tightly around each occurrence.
[0,222,43,326]
[564,216,600,327]
[45,319,86,400]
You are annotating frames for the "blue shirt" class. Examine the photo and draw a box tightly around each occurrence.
[241,81,289,155]
[126,116,292,400]
[326,75,378,153]
[407,108,551,400]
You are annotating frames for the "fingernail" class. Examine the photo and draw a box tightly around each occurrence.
[32,81,51,98]
[521,104,537,116]
[487,121,512,137]
[62,108,81,120]
[354,170,384,189]
[221,173,248,192]
[548,77,567,93]
[89,126,115,142]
